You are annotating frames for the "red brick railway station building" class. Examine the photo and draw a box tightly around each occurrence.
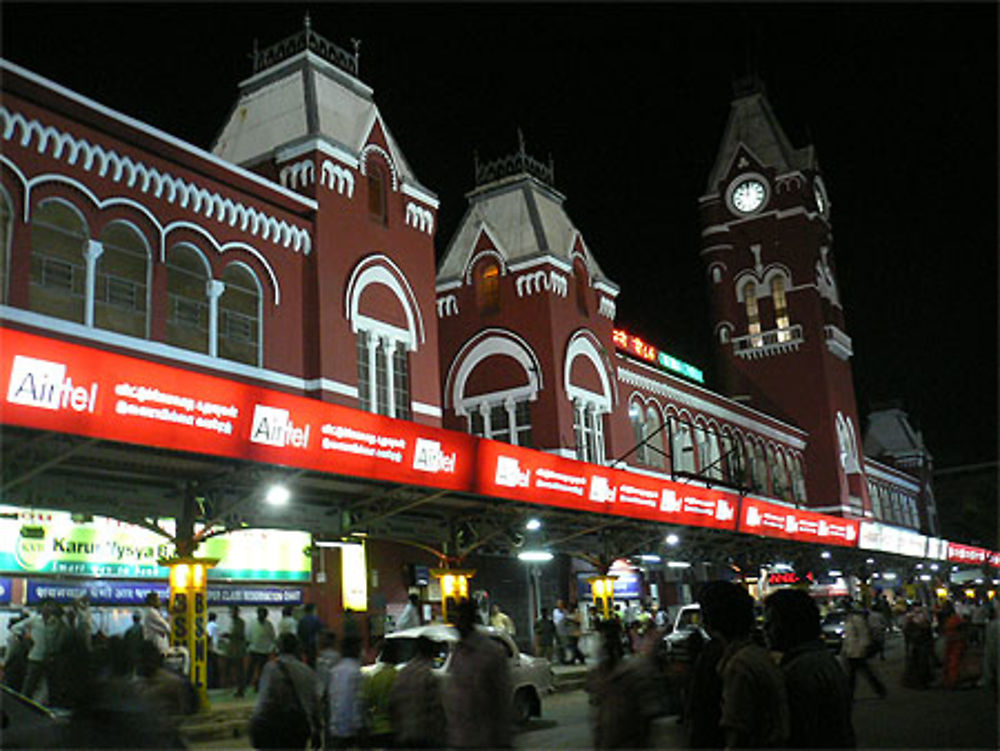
[1,23,996,649]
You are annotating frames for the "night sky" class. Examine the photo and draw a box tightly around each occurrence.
[3,3,997,468]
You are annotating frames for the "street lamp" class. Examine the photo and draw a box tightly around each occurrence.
[525,518,542,531]
[666,533,679,546]
[265,484,290,506]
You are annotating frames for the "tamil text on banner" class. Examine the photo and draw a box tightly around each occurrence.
[739,498,859,547]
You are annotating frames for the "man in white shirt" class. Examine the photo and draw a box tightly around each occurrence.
[206,611,220,689]
[11,601,52,701]
[142,592,171,655]
[326,636,364,747]
[395,593,421,632]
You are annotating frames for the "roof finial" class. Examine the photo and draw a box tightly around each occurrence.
[351,38,361,74]
[517,128,526,157]
[304,11,312,33]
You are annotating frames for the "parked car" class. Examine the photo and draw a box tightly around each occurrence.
[368,623,553,724]
[662,604,710,660]
[821,610,848,651]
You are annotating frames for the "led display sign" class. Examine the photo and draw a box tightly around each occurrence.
[739,498,859,547]
[767,571,814,586]
[0,505,311,581]
[612,329,704,383]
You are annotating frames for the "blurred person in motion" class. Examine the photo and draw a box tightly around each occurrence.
[983,600,998,694]
[326,635,365,748]
[225,605,248,697]
[250,633,321,750]
[445,597,512,749]
[585,618,657,749]
[902,602,934,689]
[142,591,171,655]
[553,599,569,664]
[124,611,145,675]
[278,604,298,637]
[395,592,421,632]
[206,611,221,688]
[389,635,446,749]
[939,600,968,689]
[699,580,789,749]
[490,603,516,636]
[842,600,886,699]
[683,624,725,749]
[134,640,191,716]
[534,607,556,662]
[867,604,888,661]
[764,588,855,748]
[362,642,397,749]
[315,630,341,736]
[297,602,325,668]
[248,606,277,692]
[565,602,587,665]
[3,610,30,692]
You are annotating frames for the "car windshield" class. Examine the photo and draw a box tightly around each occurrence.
[677,609,701,629]
[380,637,449,669]
[823,612,847,625]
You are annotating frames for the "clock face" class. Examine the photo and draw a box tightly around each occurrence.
[731,179,766,213]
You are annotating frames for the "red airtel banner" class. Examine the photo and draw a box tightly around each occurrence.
[739,497,860,547]
[947,542,989,566]
[475,439,740,530]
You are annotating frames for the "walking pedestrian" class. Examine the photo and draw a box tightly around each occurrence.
[867,607,888,661]
[490,603,516,636]
[123,612,145,676]
[902,603,933,689]
[142,592,171,655]
[297,603,324,668]
[248,607,277,692]
[206,612,221,689]
[3,611,30,693]
[362,646,398,749]
[249,633,321,750]
[11,601,53,701]
[225,606,248,697]
[444,598,512,749]
[764,588,855,748]
[983,601,998,694]
[553,600,569,664]
[565,603,587,665]
[940,601,967,689]
[698,581,790,749]
[842,601,887,699]
[389,635,446,748]
[534,607,556,662]
[396,592,421,632]
[278,605,298,637]
[326,636,365,748]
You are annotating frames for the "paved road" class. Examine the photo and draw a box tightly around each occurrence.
[190,634,999,750]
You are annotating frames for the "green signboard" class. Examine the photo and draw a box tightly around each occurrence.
[0,505,311,581]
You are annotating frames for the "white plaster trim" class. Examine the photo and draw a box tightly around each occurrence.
[508,254,572,275]
[809,504,857,515]
[436,295,458,318]
[593,279,620,296]
[615,362,807,449]
[598,296,616,319]
[564,330,615,412]
[359,143,399,191]
[320,160,355,198]
[447,330,542,411]
[401,182,439,210]
[863,460,921,492]
[278,159,316,190]
[550,448,579,460]
[0,306,360,396]
[0,107,312,254]
[456,384,536,417]
[345,255,425,347]
[412,401,443,418]
[277,138,360,171]
[463,248,508,284]
[0,60,317,210]
[405,202,434,234]
[435,279,463,293]
[515,269,567,298]
[701,244,735,255]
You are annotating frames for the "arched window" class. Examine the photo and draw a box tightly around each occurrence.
[751,440,767,493]
[368,164,388,225]
[574,261,589,316]
[771,276,791,342]
[30,200,88,323]
[646,407,665,469]
[791,457,807,503]
[744,280,762,347]
[96,222,149,338]
[573,399,606,464]
[629,402,648,464]
[772,450,790,500]
[671,419,695,474]
[0,192,11,303]
[218,264,261,366]
[475,261,500,315]
[165,244,210,354]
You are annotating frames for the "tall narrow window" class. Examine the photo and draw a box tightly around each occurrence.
[0,194,11,304]
[476,261,500,315]
[218,264,260,366]
[356,331,411,419]
[96,223,149,338]
[514,401,533,447]
[368,166,387,225]
[463,398,531,446]
[671,420,695,474]
[574,402,605,463]
[574,261,589,316]
[357,331,371,412]
[374,340,389,416]
[392,343,411,420]
[646,408,665,469]
[744,280,762,347]
[772,276,790,342]
[630,403,648,464]
[30,200,88,323]
[165,245,209,354]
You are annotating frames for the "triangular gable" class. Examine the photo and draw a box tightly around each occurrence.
[461,221,511,282]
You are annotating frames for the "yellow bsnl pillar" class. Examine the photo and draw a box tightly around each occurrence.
[431,568,475,625]
[162,556,218,711]
[588,575,617,620]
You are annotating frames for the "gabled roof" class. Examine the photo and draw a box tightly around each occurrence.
[211,47,425,193]
[863,407,931,461]
[437,173,616,290]
[706,79,817,192]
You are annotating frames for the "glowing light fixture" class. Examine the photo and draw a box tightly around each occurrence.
[518,550,553,562]
[665,534,680,546]
[821,551,831,560]
[668,561,691,569]
[266,484,290,506]
[525,518,542,531]
[639,554,662,563]
[828,570,842,577]
[882,572,897,580]
[919,574,932,581]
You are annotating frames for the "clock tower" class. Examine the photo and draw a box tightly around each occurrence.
[699,76,868,518]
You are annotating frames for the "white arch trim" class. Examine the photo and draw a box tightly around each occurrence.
[448,332,542,414]
[345,254,425,348]
[563,329,615,412]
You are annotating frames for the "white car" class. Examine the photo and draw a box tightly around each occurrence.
[367,623,554,724]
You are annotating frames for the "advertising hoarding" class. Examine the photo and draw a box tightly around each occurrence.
[739,498,859,547]
[947,542,988,565]
[0,505,311,581]
[858,522,927,557]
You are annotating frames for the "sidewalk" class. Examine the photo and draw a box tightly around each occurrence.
[180,660,593,743]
